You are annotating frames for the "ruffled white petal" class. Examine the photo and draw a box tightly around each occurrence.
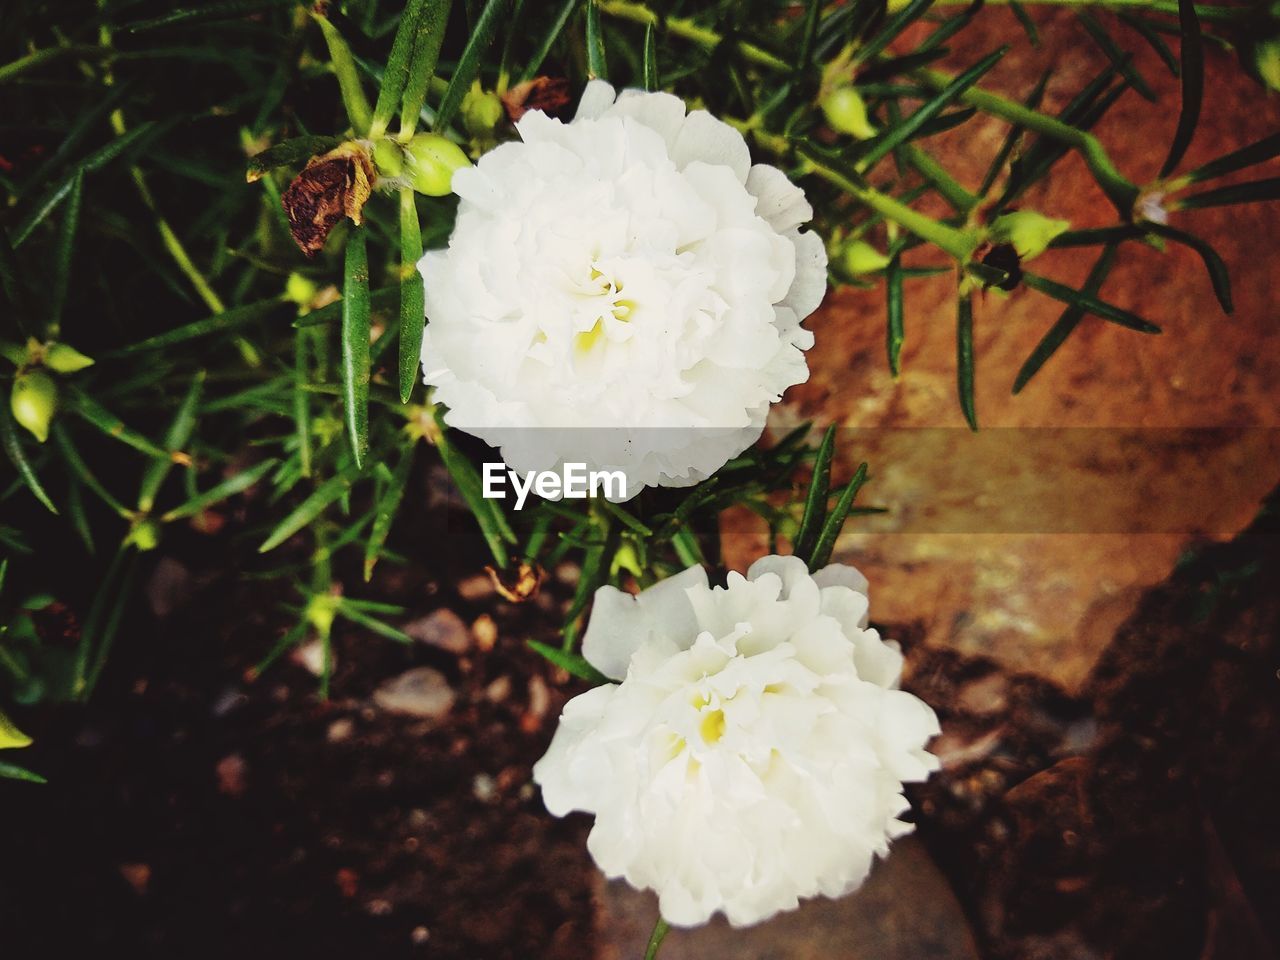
[533,558,939,929]
[418,84,825,497]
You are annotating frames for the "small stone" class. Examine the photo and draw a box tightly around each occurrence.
[327,718,354,742]
[472,614,498,651]
[292,638,328,677]
[411,926,431,945]
[366,898,393,916]
[472,773,498,803]
[485,675,512,704]
[403,608,470,655]
[456,573,493,601]
[216,754,247,797]
[527,675,550,722]
[373,667,456,719]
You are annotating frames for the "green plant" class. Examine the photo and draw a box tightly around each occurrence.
[1,0,1276,799]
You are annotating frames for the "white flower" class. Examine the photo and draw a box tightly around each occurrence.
[532,555,940,928]
[418,81,827,496]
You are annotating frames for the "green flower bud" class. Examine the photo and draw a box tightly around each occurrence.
[842,240,892,275]
[126,518,161,552]
[285,272,319,307]
[371,138,405,180]
[462,85,505,139]
[0,708,33,750]
[989,210,1070,262]
[10,369,57,443]
[43,342,95,374]
[1255,37,1280,93]
[306,594,339,637]
[404,133,472,197]
[821,86,876,140]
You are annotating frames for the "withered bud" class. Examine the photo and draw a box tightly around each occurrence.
[501,76,573,123]
[485,561,546,603]
[281,142,374,258]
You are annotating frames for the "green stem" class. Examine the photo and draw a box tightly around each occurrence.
[602,0,1140,215]
[644,918,670,960]
[735,123,981,259]
[915,69,1140,213]
[598,0,789,72]
[926,0,1242,22]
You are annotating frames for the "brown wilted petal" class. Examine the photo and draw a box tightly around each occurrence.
[501,76,572,123]
[485,561,545,603]
[281,142,374,258]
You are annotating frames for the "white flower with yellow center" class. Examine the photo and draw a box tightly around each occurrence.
[418,81,827,495]
[532,555,940,928]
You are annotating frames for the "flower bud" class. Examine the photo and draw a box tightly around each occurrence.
[404,133,471,197]
[1254,37,1280,93]
[841,240,892,275]
[0,708,33,750]
[10,369,57,443]
[821,86,876,140]
[126,518,161,552]
[284,272,319,307]
[462,85,505,140]
[43,342,94,374]
[989,210,1070,262]
[306,594,339,637]
[371,138,405,180]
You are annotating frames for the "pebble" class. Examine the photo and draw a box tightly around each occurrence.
[373,667,456,719]
[403,608,470,655]
[471,614,498,651]
[327,717,355,742]
[291,638,328,677]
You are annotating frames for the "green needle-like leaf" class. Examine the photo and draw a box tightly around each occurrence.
[1146,223,1231,313]
[258,464,360,553]
[341,229,372,469]
[0,409,57,514]
[957,290,977,431]
[643,21,658,90]
[314,11,373,135]
[371,0,428,137]
[886,253,905,376]
[246,135,343,182]
[808,462,869,572]
[528,640,608,684]
[1021,272,1161,333]
[1160,0,1202,177]
[1014,243,1119,394]
[586,0,608,80]
[399,0,452,136]
[398,191,426,403]
[66,389,170,459]
[521,0,578,83]
[50,170,83,336]
[162,458,278,522]
[1176,177,1280,209]
[857,47,1007,171]
[1183,132,1280,184]
[434,0,508,131]
[105,296,286,355]
[0,761,46,784]
[364,446,415,581]
[793,425,835,562]
[1079,12,1155,102]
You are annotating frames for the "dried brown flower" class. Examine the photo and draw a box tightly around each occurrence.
[281,142,373,258]
[501,77,572,123]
